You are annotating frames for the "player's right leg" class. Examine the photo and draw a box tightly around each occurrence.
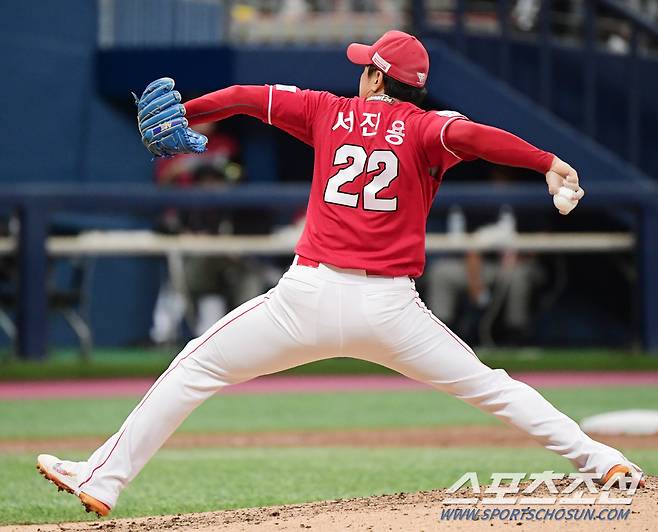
[37,265,333,515]
[365,282,644,486]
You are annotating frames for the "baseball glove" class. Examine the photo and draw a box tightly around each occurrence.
[133,77,208,158]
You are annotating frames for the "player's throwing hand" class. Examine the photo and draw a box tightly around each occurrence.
[545,156,585,215]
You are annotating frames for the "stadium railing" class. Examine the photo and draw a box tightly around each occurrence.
[0,182,656,359]
[414,0,658,169]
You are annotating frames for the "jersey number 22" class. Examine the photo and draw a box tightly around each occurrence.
[324,145,399,212]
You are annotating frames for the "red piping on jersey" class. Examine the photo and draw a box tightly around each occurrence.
[77,297,269,492]
[439,116,467,160]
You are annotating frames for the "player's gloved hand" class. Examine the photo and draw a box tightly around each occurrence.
[545,156,585,215]
[133,77,208,158]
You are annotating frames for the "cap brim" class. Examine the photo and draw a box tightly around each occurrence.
[346,43,372,65]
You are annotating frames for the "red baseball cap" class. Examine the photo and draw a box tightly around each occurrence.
[346,30,430,88]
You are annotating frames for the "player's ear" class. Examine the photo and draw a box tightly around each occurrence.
[374,70,385,91]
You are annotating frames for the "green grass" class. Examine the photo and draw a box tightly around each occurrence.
[2,348,658,381]
[1,386,657,439]
[2,447,657,525]
[0,348,174,381]
[1,386,657,525]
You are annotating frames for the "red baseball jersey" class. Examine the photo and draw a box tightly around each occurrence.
[266,84,466,277]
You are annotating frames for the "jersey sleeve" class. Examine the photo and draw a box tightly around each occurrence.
[185,85,269,125]
[419,111,473,170]
[442,119,554,173]
[185,84,328,146]
[265,84,329,145]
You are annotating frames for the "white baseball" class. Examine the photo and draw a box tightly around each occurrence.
[557,186,576,200]
[553,186,577,214]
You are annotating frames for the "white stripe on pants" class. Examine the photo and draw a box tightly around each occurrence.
[78,262,630,508]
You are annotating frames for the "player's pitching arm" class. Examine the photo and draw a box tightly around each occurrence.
[443,119,585,215]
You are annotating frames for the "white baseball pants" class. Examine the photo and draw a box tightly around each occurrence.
[77,260,631,508]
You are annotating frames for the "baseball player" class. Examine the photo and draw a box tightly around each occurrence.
[37,30,644,517]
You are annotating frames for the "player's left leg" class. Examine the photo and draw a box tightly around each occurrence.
[38,265,338,514]
[363,281,643,483]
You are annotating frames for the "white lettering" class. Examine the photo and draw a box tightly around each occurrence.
[332,111,354,132]
[385,120,405,145]
[360,112,381,136]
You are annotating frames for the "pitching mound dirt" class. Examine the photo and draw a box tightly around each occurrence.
[2,477,656,532]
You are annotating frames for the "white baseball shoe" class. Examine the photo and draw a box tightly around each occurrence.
[36,454,111,517]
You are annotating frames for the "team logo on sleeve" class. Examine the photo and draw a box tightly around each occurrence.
[436,110,465,118]
[275,84,297,93]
